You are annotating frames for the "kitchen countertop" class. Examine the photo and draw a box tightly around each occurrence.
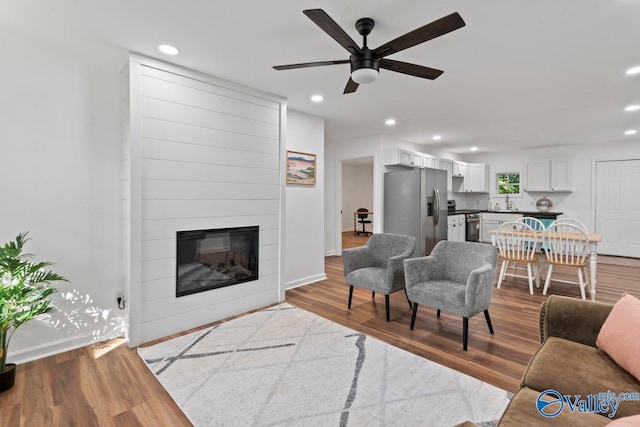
[448,210,563,217]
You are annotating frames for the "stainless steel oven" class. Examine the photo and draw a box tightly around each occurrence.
[465,213,480,242]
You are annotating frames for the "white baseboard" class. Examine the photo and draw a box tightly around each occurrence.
[7,330,125,365]
[325,250,337,256]
[285,273,327,290]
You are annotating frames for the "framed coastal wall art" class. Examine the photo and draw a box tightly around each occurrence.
[286,151,316,185]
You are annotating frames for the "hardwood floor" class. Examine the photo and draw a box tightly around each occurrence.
[1,232,638,426]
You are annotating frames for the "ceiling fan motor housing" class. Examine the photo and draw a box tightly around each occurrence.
[350,47,380,73]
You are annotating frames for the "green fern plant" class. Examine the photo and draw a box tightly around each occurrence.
[0,233,67,373]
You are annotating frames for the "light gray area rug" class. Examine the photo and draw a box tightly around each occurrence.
[138,304,510,426]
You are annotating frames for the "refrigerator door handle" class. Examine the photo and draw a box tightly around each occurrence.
[433,187,440,226]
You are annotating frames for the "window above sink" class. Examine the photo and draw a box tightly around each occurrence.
[496,172,522,197]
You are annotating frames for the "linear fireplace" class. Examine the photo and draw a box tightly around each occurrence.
[176,226,259,297]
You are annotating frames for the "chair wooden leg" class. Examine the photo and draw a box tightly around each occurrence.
[497,260,507,289]
[348,285,354,309]
[543,265,554,295]
[410,303,418,329]
[385,294,390,322]
[533,262,541,288]
[463,317,469,351]
[526,262,534,295]
[484,309,494,334]
[583,267,591,295]
[437,309,441,318]
[578,268,587,300]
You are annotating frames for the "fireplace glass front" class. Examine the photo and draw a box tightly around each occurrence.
[176,226,259,297]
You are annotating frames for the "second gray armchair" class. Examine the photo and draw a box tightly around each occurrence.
[404,240,498,351]
[342,233,416,321]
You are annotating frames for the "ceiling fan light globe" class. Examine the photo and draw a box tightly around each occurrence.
[351,68,379,84]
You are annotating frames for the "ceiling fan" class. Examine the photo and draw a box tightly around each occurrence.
[273,9,466,94]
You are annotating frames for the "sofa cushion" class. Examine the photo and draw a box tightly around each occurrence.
[596,293,640,382]
[522,337,640,419]
[498,387,610,427]
[606,414,640,426]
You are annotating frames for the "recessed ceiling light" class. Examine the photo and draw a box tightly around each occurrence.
[310,94,324,103]
[385,118,396,126]
[625,104,640,112]
[433,135,442,141]
[626,66,640,75]
[158,44,180,55]
[470,146,478,151]
[624,129,637,135]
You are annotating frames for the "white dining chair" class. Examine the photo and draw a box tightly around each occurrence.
[542,223,590,300]
[517,216,546,232]
[549,218,588,233]
[516,216,546,270]
[495,220,541,295]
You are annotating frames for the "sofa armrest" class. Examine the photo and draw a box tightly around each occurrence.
[540,295,614,347]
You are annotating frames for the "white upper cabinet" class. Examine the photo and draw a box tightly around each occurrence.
[422,153,439,169]
[453,161,467,178]
[383,148,423,168]
[468,163,490,192]
[550,159,571,191]
[453,163,489,193]
[524,161,549,191]
[525,159,571,192]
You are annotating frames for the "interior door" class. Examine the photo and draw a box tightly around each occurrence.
[595,159,640,257]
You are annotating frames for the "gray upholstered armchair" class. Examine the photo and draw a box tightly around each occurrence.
[343,233,416,321]
[404,240,498,350]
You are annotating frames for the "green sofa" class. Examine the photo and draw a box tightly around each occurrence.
[495,295,640,426]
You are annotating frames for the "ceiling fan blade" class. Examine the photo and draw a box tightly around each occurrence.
[273,59,350,70]
[303,9,362,56]
[373,12,465,57]
[380,59,444,80]
[343,77,359,94]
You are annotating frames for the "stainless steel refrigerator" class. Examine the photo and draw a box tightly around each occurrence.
[384,167,448,256]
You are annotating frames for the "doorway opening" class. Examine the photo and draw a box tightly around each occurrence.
[340,156,374,252]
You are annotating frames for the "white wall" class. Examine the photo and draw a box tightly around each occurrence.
[125,57,286,345]
[0,28,126,363]
[342,162,374,232]
[284,110,326,289]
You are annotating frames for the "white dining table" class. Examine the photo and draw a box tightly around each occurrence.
[488,229,603,301]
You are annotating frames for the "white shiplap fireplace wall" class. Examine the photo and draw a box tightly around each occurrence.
[122,54,286,346]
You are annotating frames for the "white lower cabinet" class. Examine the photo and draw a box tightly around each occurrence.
[479,213,523,243]
[448,214,466,242]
